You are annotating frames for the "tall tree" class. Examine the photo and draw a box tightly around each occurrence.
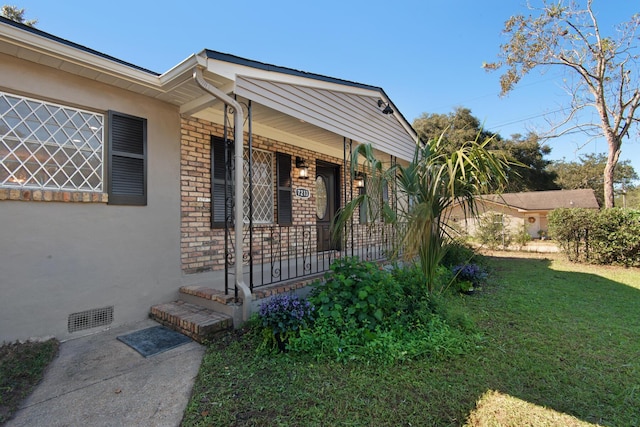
[549,153,638,207]
[492,132,559,192]
[413,107,495,155]
[413,108,557,192]
[485,0,640,208]
[1,5,36,27]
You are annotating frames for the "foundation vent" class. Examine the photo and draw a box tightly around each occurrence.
[68,306,114,333]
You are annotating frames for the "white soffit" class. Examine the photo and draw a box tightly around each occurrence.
[234,75,417,162]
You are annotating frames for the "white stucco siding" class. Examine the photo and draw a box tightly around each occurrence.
[0,54,182,341]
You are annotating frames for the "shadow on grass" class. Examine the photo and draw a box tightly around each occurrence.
[182,255,639,427]
[457,255,640,427]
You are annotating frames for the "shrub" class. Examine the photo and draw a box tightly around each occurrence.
[308,257,402,332]
[590,208,640,267]
[285,257,480,364]
[475,213,512,249]
[548,208,596,262]
[441,239,477,268]
[257,294,315,351]
[514,223,532,248]
[549,208,640,266]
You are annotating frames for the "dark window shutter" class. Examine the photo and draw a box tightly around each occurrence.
[277,152,292,225]
[108,111,146,205]
[211,136,233,228]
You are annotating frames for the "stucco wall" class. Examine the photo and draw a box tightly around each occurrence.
[0,54,182,341]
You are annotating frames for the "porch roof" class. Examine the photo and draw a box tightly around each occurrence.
[0,17,420,162]
[480,189,600,212]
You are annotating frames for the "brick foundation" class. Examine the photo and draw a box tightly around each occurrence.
[0,188,108,203]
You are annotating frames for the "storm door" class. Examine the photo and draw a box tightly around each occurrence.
[315,161,341,251]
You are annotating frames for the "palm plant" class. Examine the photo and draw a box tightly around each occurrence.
[334,133,509,293]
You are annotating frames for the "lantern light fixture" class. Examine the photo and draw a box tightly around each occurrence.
[295,156,309,179]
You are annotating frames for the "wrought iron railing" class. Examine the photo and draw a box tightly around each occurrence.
[224,222,404,295]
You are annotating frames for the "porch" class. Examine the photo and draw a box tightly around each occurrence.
[152,222,402,342]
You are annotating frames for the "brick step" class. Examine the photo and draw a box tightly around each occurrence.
[180,276,319,305]
[149,300,233,344]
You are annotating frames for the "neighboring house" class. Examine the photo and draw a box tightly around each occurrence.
[450,189,600,238]
[0,17,419,341]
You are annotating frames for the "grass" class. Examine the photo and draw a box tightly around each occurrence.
[182,255,640,427]
[0,338,59,424]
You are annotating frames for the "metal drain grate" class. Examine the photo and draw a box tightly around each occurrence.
[68,306,114,333]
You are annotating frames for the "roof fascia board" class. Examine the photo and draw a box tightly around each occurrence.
[0,18,162,89]
[477,198,522,210]
[205,57,381,98]
[204,50,379,91]
[158,54,203,89]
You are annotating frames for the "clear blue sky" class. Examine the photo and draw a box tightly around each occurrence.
[17,0,639,174]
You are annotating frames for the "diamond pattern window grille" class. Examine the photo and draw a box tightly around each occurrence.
[0,92,104,191]
[243,148,273,224]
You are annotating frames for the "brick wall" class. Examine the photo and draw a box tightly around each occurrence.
[180,117,357,275]
[0,189,108,203]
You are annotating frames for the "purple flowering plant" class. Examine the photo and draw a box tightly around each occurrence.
[258,294,315,337]
[451,263,487,287]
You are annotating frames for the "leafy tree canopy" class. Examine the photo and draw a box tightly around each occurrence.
[413,107,557,193]
[491,133,559,192]
[549,153,638,207]
[1,5,36,27]
[484,0,640,208]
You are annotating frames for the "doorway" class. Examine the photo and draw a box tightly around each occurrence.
[315,161,341,251]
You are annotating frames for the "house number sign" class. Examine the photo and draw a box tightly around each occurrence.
[295,188,310,199]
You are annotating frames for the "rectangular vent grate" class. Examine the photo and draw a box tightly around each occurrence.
[68,306,114,333]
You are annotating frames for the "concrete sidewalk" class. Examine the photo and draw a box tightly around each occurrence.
[7,319,205,427]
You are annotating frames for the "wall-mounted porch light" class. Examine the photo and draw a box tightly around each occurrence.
[354,171,365,188]
[377,99,394,115]
[296,156,309,179]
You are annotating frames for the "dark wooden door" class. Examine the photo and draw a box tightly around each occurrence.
[316,162,340,251]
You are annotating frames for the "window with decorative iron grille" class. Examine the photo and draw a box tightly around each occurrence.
[0,91,104,191]
[243,148,273,224]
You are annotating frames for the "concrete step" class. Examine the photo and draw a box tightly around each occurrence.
[149,300,232,344]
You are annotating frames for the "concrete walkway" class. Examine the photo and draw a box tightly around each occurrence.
[7,319,205,427]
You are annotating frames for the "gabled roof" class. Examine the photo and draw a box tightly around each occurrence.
[0,17,419,161]
[481,189,600,211]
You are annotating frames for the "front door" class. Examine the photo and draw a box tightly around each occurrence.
[316,161,340,251]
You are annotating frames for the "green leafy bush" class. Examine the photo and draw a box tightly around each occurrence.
[285,257,480,364]
[590,208,640,267]
[549,208,640,266]
[548,208,596,262]
[475,213,512,249]
[308,257,403,332]
[514,223,532,248]
[441,239,477,268]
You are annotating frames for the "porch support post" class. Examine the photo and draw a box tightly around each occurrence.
[193,67,252,322]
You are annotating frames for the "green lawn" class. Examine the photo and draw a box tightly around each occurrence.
[0,339,59,424]
[182,255,640,427]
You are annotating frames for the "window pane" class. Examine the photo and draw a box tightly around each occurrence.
[243,148,273,224]
[0,91,104,191]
